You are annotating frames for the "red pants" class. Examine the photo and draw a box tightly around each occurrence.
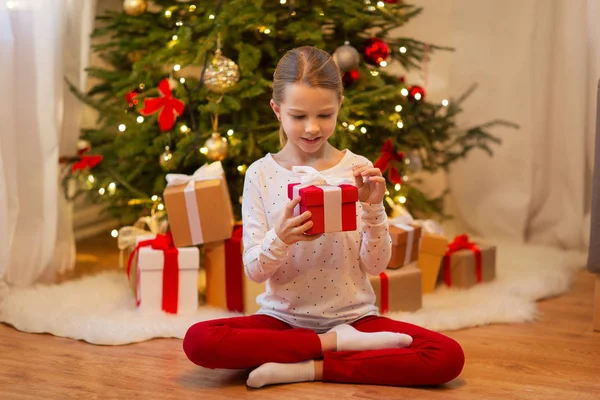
[183,314,464,386]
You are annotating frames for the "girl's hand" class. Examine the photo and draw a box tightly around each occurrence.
[275,196,323,245]
[353,164,386,204]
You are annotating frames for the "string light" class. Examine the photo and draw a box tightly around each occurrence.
[164,10,172,18]
[111,229,119,238]
[342,122,348,128]
[348,124,356,131]
[172,35,178,41]
[176,20,183,27]
[395,105,402,112]
[227,129,234,136]
[399,46,407,54]
[360,127,367,134]
[157,204,165,211]
[397,121,404,129]
[189,5,196,12]
[442,99,449,106]
[180,125,189,133]
[237,164,247,173]
[209,14,215,19]
[118,124,126,132]
[399,196,407,204]
[264,28,271,34]
[377,1,385,7]
[400,88,409,96]
[108,182,116,194]
[370,71,379,76]
[173,64,181,71]
[414,93,422,101]
[395,183,401,191]
[88,175,95,183]
[280,0,287,3]
[151,195,158,201]
[139,83,145,90]
[179,77,186,84]
[137,116,144,123]
[380,61,387,67]
[200,147,208,154]
[99,188,106,195]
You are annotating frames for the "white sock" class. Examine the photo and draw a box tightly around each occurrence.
[246,360,315,388]
[330,323,413,351]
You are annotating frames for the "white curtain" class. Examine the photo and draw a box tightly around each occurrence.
[398,0,599,251]
[0,0,95,287]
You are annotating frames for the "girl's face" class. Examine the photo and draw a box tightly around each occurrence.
[271,83,342,154]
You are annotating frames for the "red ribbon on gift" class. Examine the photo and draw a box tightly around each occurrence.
[443,234,482,287]
[127,232,180,314]
[224,225,244,312]
[378,272,390,314]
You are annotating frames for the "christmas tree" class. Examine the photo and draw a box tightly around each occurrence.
[67,0,512,225]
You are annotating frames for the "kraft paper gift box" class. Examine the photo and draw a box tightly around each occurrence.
[127,232,199,314]
[203,225,265,314]
[387,219,422,269]
[287,166,358,235]
[163,161,234,248]
[441,234,496,289]
[417,234,449,293]
[369,264,422,313]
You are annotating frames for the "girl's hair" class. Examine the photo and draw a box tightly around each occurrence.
[272,46,343,147]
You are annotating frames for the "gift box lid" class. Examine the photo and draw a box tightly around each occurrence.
[134,234,200,272]
[388,223,422,246]
[287,183,358,206]
[163,178,222,196]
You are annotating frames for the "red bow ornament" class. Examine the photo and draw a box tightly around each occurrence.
[127,232,180,313]
[140,79,185,132]
[71,147,103,173]
[374,138,404,184]
[443,234,482,287]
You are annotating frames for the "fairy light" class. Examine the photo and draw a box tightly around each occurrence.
[403,175,409,181]
[400,88,409,96]
[209,14,215,19]
[180,125,189,133]
[176,21,183,27]
[399,196,407,204]
[118,124,126,132]
[98,188,106,195]
[172,35,178,41]
[442,99,449,106]
[189,5,196,12]
[164,10,172,18]
[414,93,422,101]
[137,116,144,123]
[108,182,116,194]
[342,122,348,128]
[405,158,411,165]
[394,183,401,191]
[280,0,287,3]
[264,28,271,34]
[173,64,181,71]
[200,147,208,154]
[348,124,356,131]
[111,229,119,238]
[380,61,387,67]
[319,11,324,16]
[399,46,407,54]
[370,71,379,76]
[151,195,158,201]
[360,127,367,134]
[88,175,95,184]
[395,105,403,112]
[139,83,145,90]
[157,204,165,211]
[227,129,234,136]
[397,121,404,129]
[179,77,186,84]
[237,164,247,173]
[377,1,385,7]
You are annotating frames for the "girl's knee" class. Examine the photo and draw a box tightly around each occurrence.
[182,321,222,368]
[434,337,465,384]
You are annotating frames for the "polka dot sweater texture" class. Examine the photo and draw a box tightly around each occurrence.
[241,150,393,333]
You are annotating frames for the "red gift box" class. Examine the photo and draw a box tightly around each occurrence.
[287,182,358,234]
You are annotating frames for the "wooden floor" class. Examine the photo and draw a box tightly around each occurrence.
[1,235,599,400]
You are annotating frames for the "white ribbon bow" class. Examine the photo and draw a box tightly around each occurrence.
[117,212,168,267]
[291,165,352,188]
[165,161,224,187]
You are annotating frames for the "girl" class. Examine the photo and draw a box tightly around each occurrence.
[183,46,464,388]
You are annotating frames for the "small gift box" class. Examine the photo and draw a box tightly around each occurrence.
[369,265,422,313]
[441,234,496,289]
[387,218,422,269]
[203,225,265,314]
[127,232,200,314]
[417,234,449,293]
[287,166,358,235]
[163,161,234,248]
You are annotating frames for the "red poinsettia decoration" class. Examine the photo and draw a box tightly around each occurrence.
[140,79,185,132]
[71,147,103,173]
[374,138,404,184]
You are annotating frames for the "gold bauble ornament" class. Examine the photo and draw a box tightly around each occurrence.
[203,132,228,161]
[159,146,174,170]
[123,0,148,16]
[202,50,240,93]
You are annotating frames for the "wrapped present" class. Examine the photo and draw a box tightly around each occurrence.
[127,232,199,314]
[442,234,496,289]
[387,218,422,269]
[163,161,234,248]
[287,166,358,234]
[369,264,422,313]
[417,233,449,293]
[204,225,265,314]
[117,212,168,268]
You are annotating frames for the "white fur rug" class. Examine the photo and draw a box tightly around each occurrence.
[0,241,586,345]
